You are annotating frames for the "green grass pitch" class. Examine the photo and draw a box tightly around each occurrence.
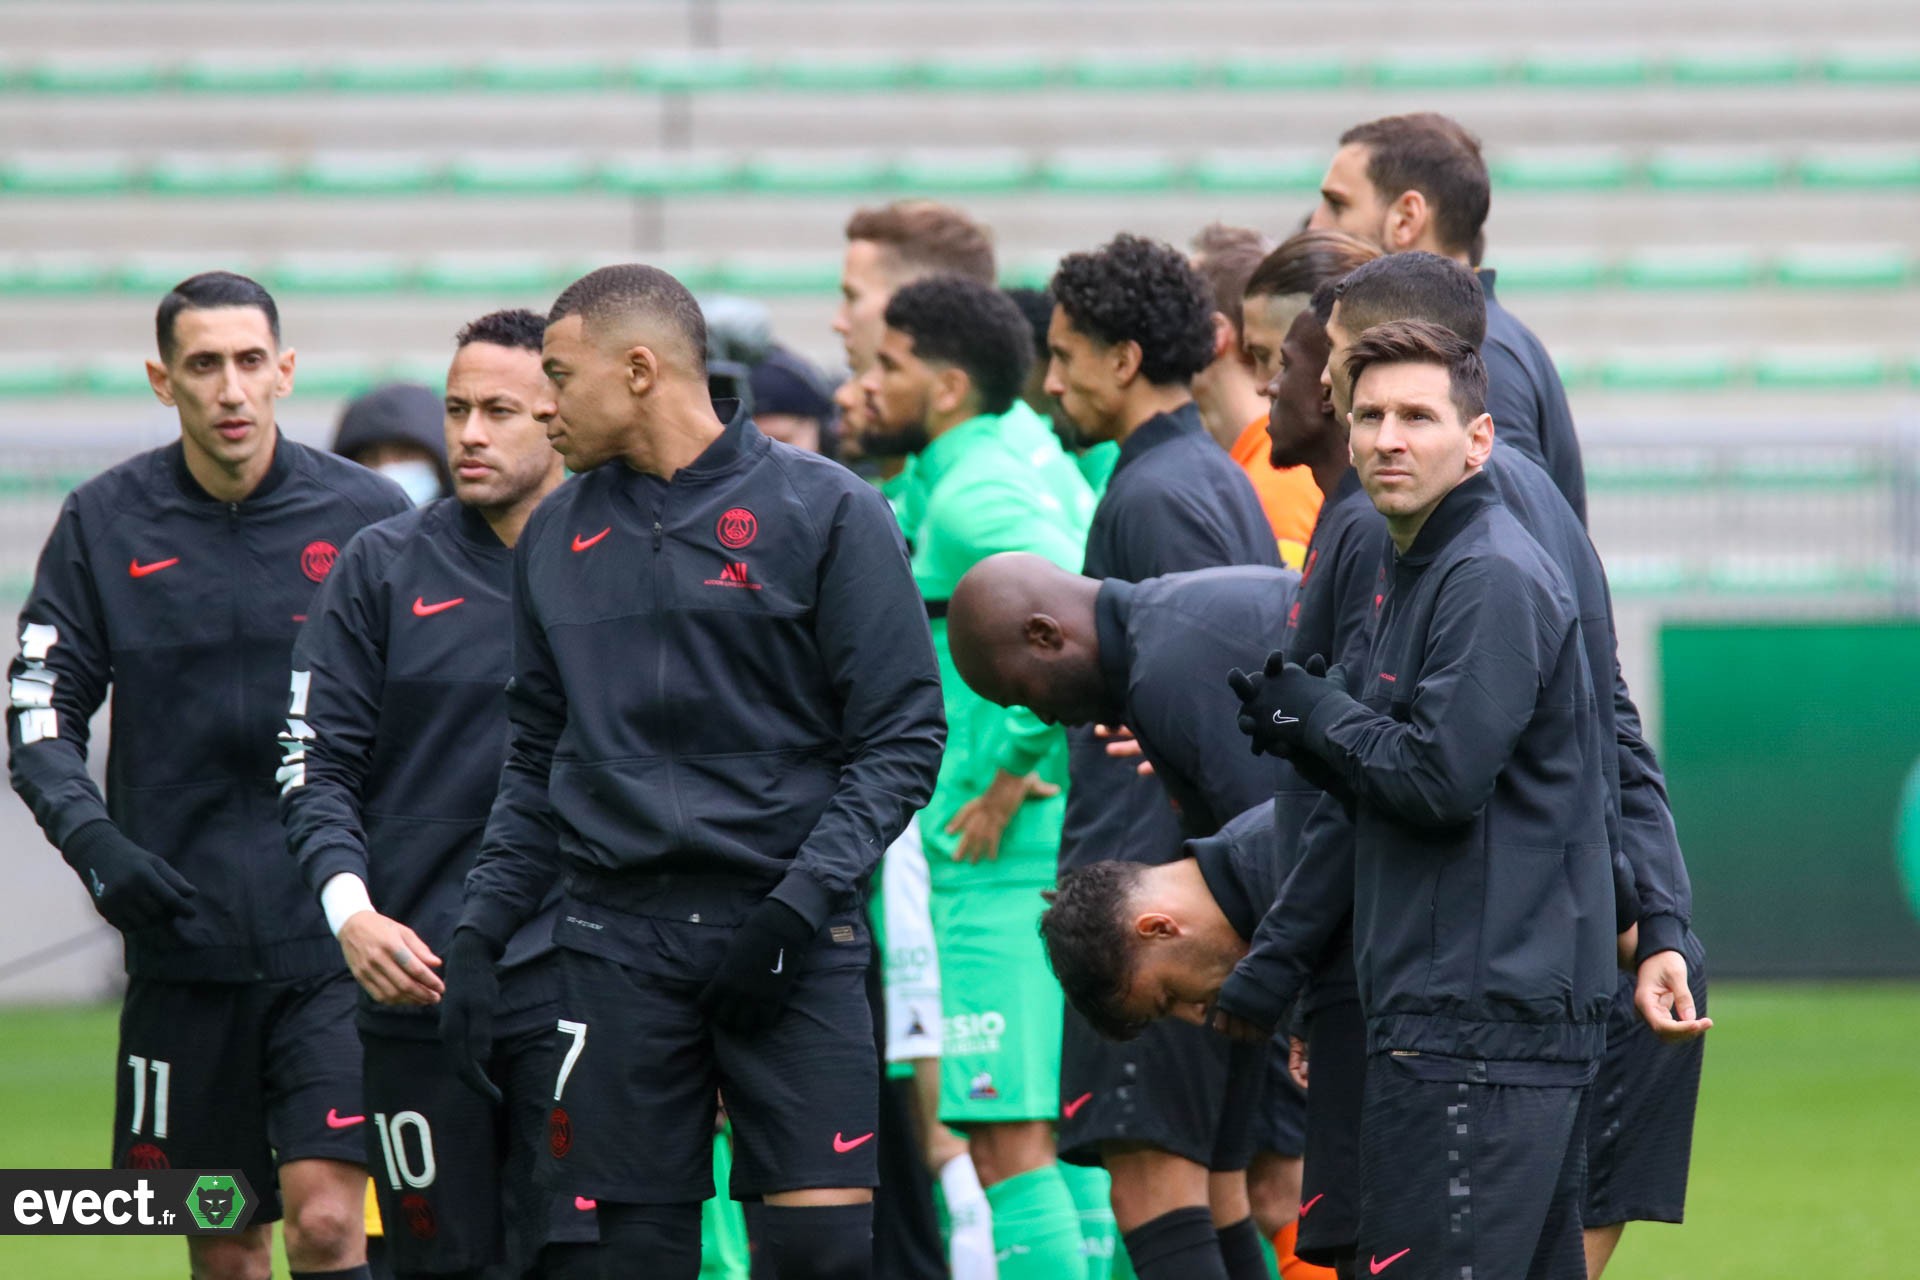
[0,985,1916,1277]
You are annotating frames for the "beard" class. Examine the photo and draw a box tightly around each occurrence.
[856,421,930,458]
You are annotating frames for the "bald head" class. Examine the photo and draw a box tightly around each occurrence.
[948,553,1113,726]
[549,263,709,376]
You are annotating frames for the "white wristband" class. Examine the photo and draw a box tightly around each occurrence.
[320,873,375,937]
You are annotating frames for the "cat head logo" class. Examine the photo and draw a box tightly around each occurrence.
[186,1174,248,1231]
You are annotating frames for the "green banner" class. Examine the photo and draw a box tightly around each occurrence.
[1660,620,1920,976]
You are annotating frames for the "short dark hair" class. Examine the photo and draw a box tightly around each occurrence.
[845,201,996,285]
[1343,318,1488,423]
[1050,234,1215,387]
[1189,223,1273,336]
[456,308,546,354]
[1246,229,1382,304]
[549,264,708,373]
[1332,251,1487,348]
[1002,286,1056,365]
[1340,112,1490,258]
[1309,279,1342,325]
[155,271,279,363]
[1039,862,1151,1041]
[883,277,1033,416]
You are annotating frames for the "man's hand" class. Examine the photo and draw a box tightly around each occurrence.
[946,769,1058,863]
[699,898,816,1035]
[1288,1035,1310,1091]
[1096,724,1154,777]
[339,910,444,1006]
[1634,949,1712,1042]
[1227,652,1345,758]
[438,929,503,1104]
[61,820,197,933]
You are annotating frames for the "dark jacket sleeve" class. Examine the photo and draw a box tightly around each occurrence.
[460,531,567,950]
[8,494,114,851]
[277,530,392,899]
[1299,557,1561,830]
[1481,340,1551,477]
[1612,655,1693,959]
[1327,522,1388,670]
[769,483,946,929]
[1224,790,1356,1027]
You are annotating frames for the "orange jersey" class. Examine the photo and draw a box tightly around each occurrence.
[1231,415,1321,570]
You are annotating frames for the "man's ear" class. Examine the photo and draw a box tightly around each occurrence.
[1385,188,1428,252]
[274,347,297,399]
[1023,612,1067,653]
[624,344,661,398]
[1111,337,1145,388]
[1466,411,1495,469]
[146,359,174,407]
[930,365,972,420]
[1134,911,1180,941]
[1209,312,1235,363]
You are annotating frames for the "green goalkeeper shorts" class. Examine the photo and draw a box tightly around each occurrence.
[929,878,1063,1126]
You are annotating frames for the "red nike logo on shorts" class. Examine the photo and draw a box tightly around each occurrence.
[1299,1192,1324,1217]
[574,1196,597,1211]
[571,527,610,552]
[1063,1092,1093,1119]
[412,596,465,617]
[129,557,179,578]
[1370,1248,1411,1274]
[832,1132,874,1154]
[324,1109,365,1129]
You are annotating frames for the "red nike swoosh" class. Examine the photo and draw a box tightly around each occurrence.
[324,1109,365,1130]
[571,527,610,552]
[574,1196,597,1212]
[832,1131,874,1154]
[1370,1248,1411,1274]
[1299,1192,1324,1218]
[129,557,179,578]
[412,596,465,617]
[1062,1091,1093,1119]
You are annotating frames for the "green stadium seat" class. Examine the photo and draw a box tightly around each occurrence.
[383,356,449,392]
[300,154,441,195]
[893,151,1034,195]
[448,154,593,194]
[1068,55,1202,91]
[1550,351,1595,390]
[1596,555,1692,596]
[740,154,894,195]
[710,258,843,296]
[1217,53,1346,90]
[1774,247,1910,289]
[27,54,162,94]
[1705,556,1855,595]
[630,53,757,93]
[1728,451,1881,486]
[1597,350,1738,391]
[0,254,108,294]
[1618,248,1760,290]
[1821,49,1920,84]
[81,358,159,398]
[326,56,466,94]
[1041,152,1181,193]
[600,153,742,196]
[415,254,566,295]
[1369,52,1504,89]
[149,154,290,196]
[1485,251,1606,292]
[477,55,609,93]
[774,55,914,92]
[1797,149,1920,189]
[1644,148,1785,190]
[293,357,383,399]
[1582,453,1713,490]
[1,154,139,195]
[0,357,74,398]
[117,255,262,295]
[1518,51,1651,87]
[1489,149,1631,192]
[176,57,314,94]
[1667,49,1802,85]
[1000,257,1060,291]
[270,255,411,294]
[917,54,1054,91]
[1187,151,1323,194]
[1751,350,1891,390]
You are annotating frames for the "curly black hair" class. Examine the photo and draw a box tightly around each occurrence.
[1038,861,1152,1041]
[455,308,546,354]
[883,277,1033,417]
[1048,233,1215,387]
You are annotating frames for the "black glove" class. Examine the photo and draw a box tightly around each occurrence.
[1227,652,1345,758]
[438,928,503,1104]
[699,898,816,1035]
[61,820,196,932]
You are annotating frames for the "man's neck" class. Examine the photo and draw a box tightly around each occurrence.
[1306,435,1352,501]
[1112,385,1194,446]
[478,478,564,548]
[183,429,275,504]
[621,391,725,481]
[1192,366,1265,451]
[924,401,982,444]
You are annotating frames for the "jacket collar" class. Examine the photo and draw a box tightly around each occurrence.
[1398,470,1498,566]
[1094,578,1134,711]
[673,398,767,480]
[1113,400,1204,476]
[1193,839,1260,940]
[453,498,509,550]
[911,411,1001,490]
[167,431,293,504]
[1476,267,1501,305]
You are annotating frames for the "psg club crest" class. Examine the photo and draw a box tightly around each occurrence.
[716,508,757,550]
[300,540,339,583]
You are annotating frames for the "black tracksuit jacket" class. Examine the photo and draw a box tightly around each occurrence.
[459,404,945,950]
[1062,402,1280,871]
[279,498,560,1036]
[1481,270,1589,525]
[8,438,409,982]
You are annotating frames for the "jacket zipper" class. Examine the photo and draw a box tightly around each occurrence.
[227,500,262,979]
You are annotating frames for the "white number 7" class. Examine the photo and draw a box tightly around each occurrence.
[554,1020,588,1101]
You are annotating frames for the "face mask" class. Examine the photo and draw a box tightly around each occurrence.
[378,459,443,507]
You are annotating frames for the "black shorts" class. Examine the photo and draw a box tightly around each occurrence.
[1057,1005,1263,1173]
[362,1015,598,1274]
[1253,1033,1307,1158]
[545,899,877,1203]
[1585,936,1707,1228]
[1359,1053,1588,1280]
[113,972,364,1223]
[1295,998,1365,1267]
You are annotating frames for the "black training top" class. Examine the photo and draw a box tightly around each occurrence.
[1480,269,1588,525]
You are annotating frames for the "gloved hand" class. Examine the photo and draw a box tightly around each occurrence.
[699,898,816,1035]
[61,820,196,932]
[437,928,503,1104]
[1227,652,1346,758]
